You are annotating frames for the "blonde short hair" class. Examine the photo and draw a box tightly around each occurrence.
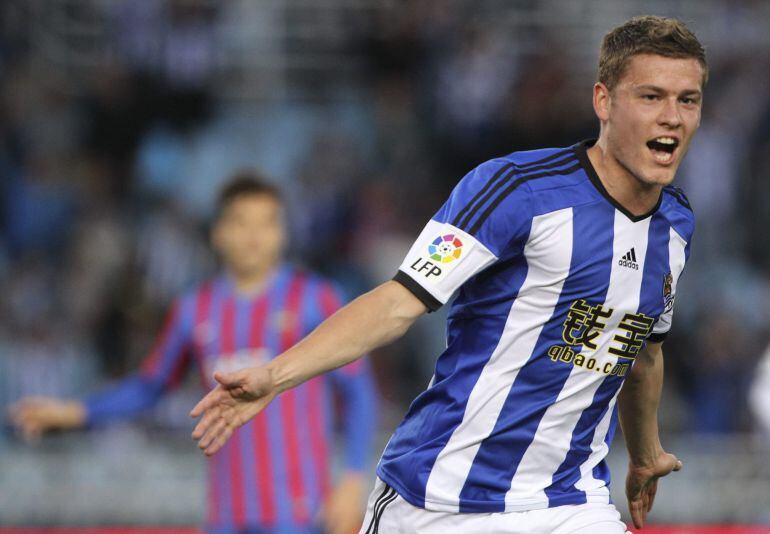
[598,15,708,90]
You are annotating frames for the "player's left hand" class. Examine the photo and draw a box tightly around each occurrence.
[319,472,365,534]
[625,451,682,529]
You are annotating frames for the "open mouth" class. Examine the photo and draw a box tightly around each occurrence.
[646,136,679,164]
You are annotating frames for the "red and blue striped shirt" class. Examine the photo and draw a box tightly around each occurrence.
[85,264,378,533]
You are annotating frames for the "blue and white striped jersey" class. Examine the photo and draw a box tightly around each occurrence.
[383,140,693,513]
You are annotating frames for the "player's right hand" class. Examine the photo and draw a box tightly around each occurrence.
[8,397,86,441]
[190,367,276,456]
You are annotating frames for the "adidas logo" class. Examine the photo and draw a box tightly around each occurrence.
[618,248,639,270]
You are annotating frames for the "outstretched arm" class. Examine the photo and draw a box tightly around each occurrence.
[9,298,193,440]
[190,156,542,454]
[617,340,682,529]
[191,280,426,455]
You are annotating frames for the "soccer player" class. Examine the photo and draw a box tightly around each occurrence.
[189,16,705,533]
[10,175,378,534]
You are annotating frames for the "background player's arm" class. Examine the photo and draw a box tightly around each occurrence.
[617,340,682,529]
[10,299,193,440]
[191,280,425,454]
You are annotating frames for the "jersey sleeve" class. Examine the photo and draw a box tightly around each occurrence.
[84,296,195,425]
[648,227,691,342]
[305,279,378,472]
[394,158,533,311]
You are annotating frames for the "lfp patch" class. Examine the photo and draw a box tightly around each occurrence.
[429,234,463,264]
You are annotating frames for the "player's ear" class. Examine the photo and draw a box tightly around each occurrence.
[593,82,611,122]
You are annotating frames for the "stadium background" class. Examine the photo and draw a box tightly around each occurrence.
[1,0,769,531]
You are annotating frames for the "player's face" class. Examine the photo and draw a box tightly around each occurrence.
[598,54,704,187]
[213,194,285,277]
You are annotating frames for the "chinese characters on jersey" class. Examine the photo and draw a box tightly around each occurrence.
[547,299,655,377]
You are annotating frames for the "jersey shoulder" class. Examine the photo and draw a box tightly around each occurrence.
[168,279,216,328]
[442,144,588,250]
[182,278,217,303]
[498,143,595,216]
[470,144,583,191]
[450,144,582,203]
[660,185,695,241]
[501,145,574,166]
[506,144,586,190]
[284,265,329,285]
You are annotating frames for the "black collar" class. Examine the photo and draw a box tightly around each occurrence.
[574,139,662,222]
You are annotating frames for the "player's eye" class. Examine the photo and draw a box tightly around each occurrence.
[642,94,659,101]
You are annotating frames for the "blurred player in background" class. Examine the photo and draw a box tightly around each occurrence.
[11,173,378,534]
[188,16,705,533]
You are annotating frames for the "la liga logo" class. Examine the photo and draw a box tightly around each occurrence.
[408,232,466,280]
[428,234,463,263]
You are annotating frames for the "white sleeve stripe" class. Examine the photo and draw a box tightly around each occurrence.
[652,226,688,335]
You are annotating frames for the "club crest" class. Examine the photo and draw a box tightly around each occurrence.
[663,272,674,313]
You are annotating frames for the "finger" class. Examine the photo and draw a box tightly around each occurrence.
[647,480,659,512]
[190,396,213,419]
[190,388,224,418]
[192,407,222,440]
[323,506,343,533]
[9,401,37,421]
[204,424,234,456]
[638,496,648,529]
[322,512,336,534]
[13,412,41,434]
[673,458,683,471]
[10,398,36,412]
[198,417,228,451]
[13,398,51,414]
[193,406,222,436]
[7,401,22,419]
[190,390,223,418]
[7,405,26,426]
[21,423,42,443]
[641,492,649,522]
[326,514,345,534]
[15,417,32,436]
[630,498,644,529]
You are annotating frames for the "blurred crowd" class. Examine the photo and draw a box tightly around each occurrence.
[1,0,770,447]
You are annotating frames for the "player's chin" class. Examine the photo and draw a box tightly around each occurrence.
[647,172,676,187]
[644,153,683,184]
[233,259,266,275]
[638,164,678,187]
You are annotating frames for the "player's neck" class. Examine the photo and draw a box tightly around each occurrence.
[587,140,662,217]
[228,264,279,295]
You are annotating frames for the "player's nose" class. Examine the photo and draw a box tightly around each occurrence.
[657,97,682,128]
